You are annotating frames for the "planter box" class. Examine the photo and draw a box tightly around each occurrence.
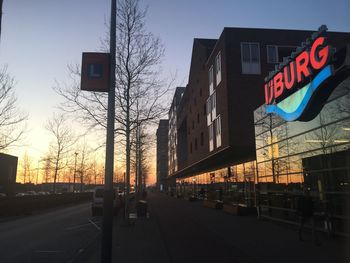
[223,203,257,216]
[203,200,223,209]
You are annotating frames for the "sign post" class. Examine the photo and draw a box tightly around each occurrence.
[101,0,116,262]
[81,1,116,262]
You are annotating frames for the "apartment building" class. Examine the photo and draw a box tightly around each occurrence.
[156,119,169,191]
[168,87,185,176]
[170,27,350,212]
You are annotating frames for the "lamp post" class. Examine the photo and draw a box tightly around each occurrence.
[36,160,40,185]
[101,0,116,262]
[73,152,78,192]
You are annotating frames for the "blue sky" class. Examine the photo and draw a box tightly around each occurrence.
[0,0,349,162]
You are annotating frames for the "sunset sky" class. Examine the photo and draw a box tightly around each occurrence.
[1,0,349,184]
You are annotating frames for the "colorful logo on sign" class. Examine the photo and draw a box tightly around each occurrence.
[264,31,334,121]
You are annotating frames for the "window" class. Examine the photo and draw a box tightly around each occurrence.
[195,138,198,151]
[211,92,216,119]
[215,52,222,85]
[267,45,278,63]
[241,42,261,74]
[216,115,222,148]
[190,142,193,154]
[267,45,296,64]
[197,113,200,123]
[209,65,214,94]
[206,97,211,126]
[209,123,214,152]
[200,88,202,97]
[200,132,204,146]
[278,46,297,62]
[192,120,194,130]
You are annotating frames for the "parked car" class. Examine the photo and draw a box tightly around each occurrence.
[91,186,122,216]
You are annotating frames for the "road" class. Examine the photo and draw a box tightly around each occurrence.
[0,202,100,263]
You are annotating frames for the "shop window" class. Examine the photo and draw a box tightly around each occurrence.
[209,65,214,94]
[216,51,222,85]
[241,42,261,74]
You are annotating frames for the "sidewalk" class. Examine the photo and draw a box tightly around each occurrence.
[80,193,349,263]
[149,192,350,263]
[111,199,170,263]
[80,198,170,263]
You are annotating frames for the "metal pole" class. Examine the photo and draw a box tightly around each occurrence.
[0,0,3,42]
[73,152,78,192]
[36,160,39,185]
[101,0,116,262]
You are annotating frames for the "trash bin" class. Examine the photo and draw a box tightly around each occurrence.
[137,200,148,217]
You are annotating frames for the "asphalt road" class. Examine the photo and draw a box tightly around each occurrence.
[0,202,101,263]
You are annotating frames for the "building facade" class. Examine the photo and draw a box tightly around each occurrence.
[168,87,185,176]
[254,30,350,235]
[168,27,350,229]
[156,119,169,191]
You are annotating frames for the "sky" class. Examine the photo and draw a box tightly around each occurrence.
[0,0,350,183]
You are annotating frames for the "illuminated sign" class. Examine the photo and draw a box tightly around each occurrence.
[264,26,335,121]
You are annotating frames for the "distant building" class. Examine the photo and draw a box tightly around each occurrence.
[0,153,18,196]
[168,87,185,176]
[156,119,169,191]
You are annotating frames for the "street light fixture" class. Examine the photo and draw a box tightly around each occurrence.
[73,152,78,192]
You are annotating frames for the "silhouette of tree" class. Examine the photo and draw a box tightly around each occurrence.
[46,113,76,193]
[0,67,27,151]
[54,0,173,216]
[20,151,34,184]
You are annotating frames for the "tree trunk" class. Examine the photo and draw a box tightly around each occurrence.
[53,152,60,193]
[124,88,131,221]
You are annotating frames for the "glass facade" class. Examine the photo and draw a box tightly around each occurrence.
[254,77,350,235]
[176,161,256,206]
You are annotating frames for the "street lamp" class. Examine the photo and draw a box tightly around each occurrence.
[73,152,78,192]
[36,160,40,185]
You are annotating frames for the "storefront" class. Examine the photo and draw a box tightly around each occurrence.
[176,161,256,205]
[254,27,350,236]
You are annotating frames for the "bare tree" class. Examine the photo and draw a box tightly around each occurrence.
[46,113,76,193]
[20,151,33,184]
[54,0,173,217]
[0,67,27,151]
[42,155,52,183]
[76,140,93,192]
